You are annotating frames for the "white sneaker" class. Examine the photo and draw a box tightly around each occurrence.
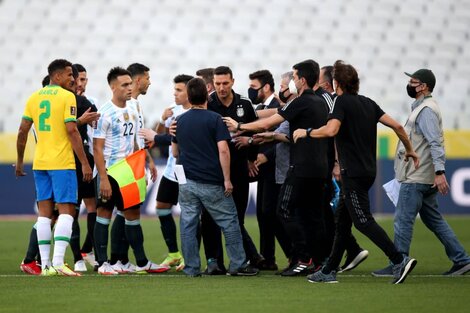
[98,262,118,275]
[121,262,137,273]
[135,261,170,274]
[81,252,96,267]
[111,261,136,274]
[74,260,87,272]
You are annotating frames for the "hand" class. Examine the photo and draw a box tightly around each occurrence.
[149,162,157,183]
[224,180,233,197]
[332,161,341,181]
[248,160,259,178]
[169,120,177,136]
[99,177,112,201]
[14,162,27,178]
[82,164,93,183]
[79,108,100,125]
[433,174,449,195]
[254,153,268,167]
[139,128,157,142]
[404,150,420,169]
[161,107,174,122]
[234,136,251,149]
[222,117,238,132]
[293,128,307,143]
[253,132,275,144]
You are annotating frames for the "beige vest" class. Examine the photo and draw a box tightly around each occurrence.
[394,97,444,184]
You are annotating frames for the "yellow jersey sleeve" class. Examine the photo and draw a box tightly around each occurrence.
[64,92,77,123]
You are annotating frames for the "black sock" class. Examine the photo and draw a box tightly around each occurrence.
[70,218,83,263]
[111,214,130,263]
[24,227,39,264]
[81,212,97,253]
[158,214,178,253]
[94,220,110,265]
[125,222,148,267]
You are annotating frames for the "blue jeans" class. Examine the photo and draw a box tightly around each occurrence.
[394,183,470,265]
[179,180,246,276]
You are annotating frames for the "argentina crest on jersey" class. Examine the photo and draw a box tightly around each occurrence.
[236,105,244,117]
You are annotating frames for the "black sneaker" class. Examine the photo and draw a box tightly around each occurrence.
[371,264,393,277]
[392,256,417,284]
[280,259,316,277]
[338,249,369,273]
[443,262,470,275]
[203,260,226,275]
[227,265,259,276]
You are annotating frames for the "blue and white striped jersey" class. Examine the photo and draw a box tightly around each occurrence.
[128,98,146,149]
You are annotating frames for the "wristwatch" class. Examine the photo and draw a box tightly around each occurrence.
[248,137,254,145]
[435,170,445,175]
[306,128,313,138]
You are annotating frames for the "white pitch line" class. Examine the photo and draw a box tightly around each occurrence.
[0,274,469,278]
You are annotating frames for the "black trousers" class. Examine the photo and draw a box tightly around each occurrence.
[326,176,402,271]
[256,179,292,262]
[277,170,328,263]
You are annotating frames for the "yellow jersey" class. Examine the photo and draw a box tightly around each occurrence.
[22,85,77,170]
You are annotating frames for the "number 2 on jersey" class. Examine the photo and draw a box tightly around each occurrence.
[39,100,51,131]
[123,122,134,136]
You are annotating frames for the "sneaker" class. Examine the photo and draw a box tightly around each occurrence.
[121,262,137,273]
[227,264,259,276]
[280,259,316,277]
[74,260,87,272]
[98,262,119,275]
[55,264,82,276]
[160,252,183,267]
[443,262,470,276]
[392,256,417,284]
[175,258,185,272]
[20,260,41,275]
[307,267,338,283]
[338,250,369,273]
[371,264,394,277]
[81,252,96,267]
[136,261,171,274]
[204,259,227,275]
[111,261,135,274]
[41,265,58,276]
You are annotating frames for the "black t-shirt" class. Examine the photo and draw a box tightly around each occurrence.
[208,91,258,179]
[75,94,97,144]
[330,93,385,178]
[315,87,336,175]
[173,109,231,185]
[278,89,329,178]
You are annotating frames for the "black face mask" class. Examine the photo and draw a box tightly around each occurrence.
[248,87,262,104]
[406,84,420,98]
[279,88,290,103]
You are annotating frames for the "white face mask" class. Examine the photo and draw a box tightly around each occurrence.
[288,79,298,95]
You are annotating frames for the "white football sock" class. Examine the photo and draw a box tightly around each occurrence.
[36,216,52,269]
[52,214,74,267]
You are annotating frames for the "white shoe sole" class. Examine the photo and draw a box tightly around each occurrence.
[338,250,369,273]
[394,258,417,284]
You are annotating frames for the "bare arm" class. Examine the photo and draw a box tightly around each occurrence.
[15,119,32,177]
[146,150,157,182]
[223,113,285,133]
[171,142,179,158]
[93,137,111,200]
[379,114,419,169]
[217,140,233,197]
[66,122,92,182]
[256,108,278,119]
[293,119,341,143]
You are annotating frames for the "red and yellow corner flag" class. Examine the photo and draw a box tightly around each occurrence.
[107,149,146,209]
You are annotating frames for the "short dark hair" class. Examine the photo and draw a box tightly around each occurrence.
[196,68,214,86]
[292,59,320,88]
[71,64,79,79]
[107,67,131,84]
[187,78,208,105]
[47,59,72,76]
[321,66,334,87]
[41,75,50,87]
[173,74,194,85]
[333,60,360,95]
[249,70,275,92]
[214,66,233,79]
[73,63,86,73]
[127,63,150,77]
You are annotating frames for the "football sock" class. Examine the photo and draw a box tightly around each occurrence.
[37,217,52,269]
[70,212,82,263]
[81,212,97,253]
[111,213,130,264]
[125,219,148,267]
[94,216,110,266]
[52,214,74,267]
[158,208,179,253]
[24,224,39,264]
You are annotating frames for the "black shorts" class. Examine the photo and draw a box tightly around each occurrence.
[75,151,96,202]
[94,175,139,211]
[156,176,179,205]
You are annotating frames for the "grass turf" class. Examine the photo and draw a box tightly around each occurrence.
[0,216,469,313]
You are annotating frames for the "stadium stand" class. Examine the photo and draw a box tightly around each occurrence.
[0,0,469,132]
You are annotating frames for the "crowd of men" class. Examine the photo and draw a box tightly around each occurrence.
[15,58,470,283]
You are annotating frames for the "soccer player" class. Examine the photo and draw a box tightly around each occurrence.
[93,67,166,275]
[16,59,93,276]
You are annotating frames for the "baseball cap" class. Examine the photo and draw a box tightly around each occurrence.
[404,69,436,91]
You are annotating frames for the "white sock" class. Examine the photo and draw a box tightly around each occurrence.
[52,214,74,267]
[36,217,52,269]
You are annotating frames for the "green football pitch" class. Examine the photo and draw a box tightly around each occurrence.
[0,216,469,313]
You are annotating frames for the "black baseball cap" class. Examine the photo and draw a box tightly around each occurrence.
[405,69,436,91]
